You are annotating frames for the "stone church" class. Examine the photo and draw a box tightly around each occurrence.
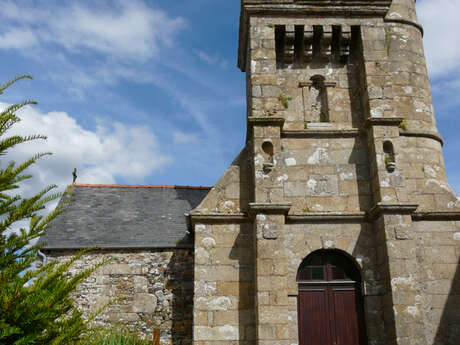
[40,0,460,344]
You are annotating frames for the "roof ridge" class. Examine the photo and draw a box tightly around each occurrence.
[73,183,212,190]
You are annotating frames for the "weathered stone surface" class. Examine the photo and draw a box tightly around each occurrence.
[132,293,157,313]
[47,249,193,343]
[194,325,239,341]
[193,222,255,341]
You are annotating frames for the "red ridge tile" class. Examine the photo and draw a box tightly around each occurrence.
[73,183,212,190]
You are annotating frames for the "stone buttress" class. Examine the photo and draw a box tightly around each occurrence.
[190,1,460,344]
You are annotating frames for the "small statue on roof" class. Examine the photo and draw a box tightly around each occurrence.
[72,168,77,184]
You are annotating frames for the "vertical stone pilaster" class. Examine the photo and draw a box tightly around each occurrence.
[371,206,426,345]
[249,203,291,345]
[361,18,428,345]
[249,118,285,204]
[365,120,407,204]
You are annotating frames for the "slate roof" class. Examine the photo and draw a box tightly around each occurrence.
[40,184,210,250]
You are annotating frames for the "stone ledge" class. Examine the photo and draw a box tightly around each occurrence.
[367,202,418,220]
[247,116,285,127]
[299,81,336,88]
[248,202,292,217]
[282,128,362,138]
[399,130,444,146]
[384,18,424,36]
[364,117,404,128]
[189,213,249,225]
[242,0,391,3]
[243,2,391,16]
[412,212,460,221]
[287,212,368,223]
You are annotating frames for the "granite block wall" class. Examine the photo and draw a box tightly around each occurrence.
[193,222,255,345]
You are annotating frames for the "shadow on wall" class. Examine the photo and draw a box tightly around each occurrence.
[351,222,386,345]
[434,257,460,345]
[225,146,255,342]
[165,249,194,345]
[347,137,372,212]
[229,223,256,343]
[358,217,401,345]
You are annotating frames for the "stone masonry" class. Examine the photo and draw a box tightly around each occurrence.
[45,249,193,344]
[191,1,460,345]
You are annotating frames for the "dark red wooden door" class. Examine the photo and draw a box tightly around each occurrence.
[329,285,360,345]
[298,286,331,345]
[297,251,366,345]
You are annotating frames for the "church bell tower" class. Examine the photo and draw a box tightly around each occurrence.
[191,1,460,344]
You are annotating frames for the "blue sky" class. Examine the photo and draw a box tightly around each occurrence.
[0,0,459,196]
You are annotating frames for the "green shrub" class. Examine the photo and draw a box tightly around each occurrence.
[80,328,152,345]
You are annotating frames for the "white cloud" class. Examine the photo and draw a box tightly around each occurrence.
[196,50,229,69]
[417,0,460,78]
[173,131,199,144]
[430,77,460,111]
[0,0,187,99]
[1,103,172,196]
[416,0,460,111]
[0,0,185,61]
[0,29,38,49]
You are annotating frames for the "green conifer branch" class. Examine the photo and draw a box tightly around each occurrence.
[0,76,108,344]
[0,75,33,94]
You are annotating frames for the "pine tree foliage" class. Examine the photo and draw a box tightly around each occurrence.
[0,76,106,345]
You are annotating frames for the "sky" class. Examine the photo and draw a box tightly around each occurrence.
[0,0,459,199]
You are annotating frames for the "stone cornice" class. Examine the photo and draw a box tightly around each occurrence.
[299,81,337,88]
[287,212,368,223]
[248,117,285,127]
[282,128,362,138]
[399,130,444,146]
[367,203,418,220]
[242,1,392,14]
[384,18,424,37]
[412,212,460,221]
[248,202,292,216]
[242,0,391,4]
[189,213,249,225]
[364,117,403,128]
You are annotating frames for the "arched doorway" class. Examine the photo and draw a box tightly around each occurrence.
[297,250,367,345]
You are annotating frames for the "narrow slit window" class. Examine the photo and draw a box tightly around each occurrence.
[275,25,286,68]
[294,25,305,65]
